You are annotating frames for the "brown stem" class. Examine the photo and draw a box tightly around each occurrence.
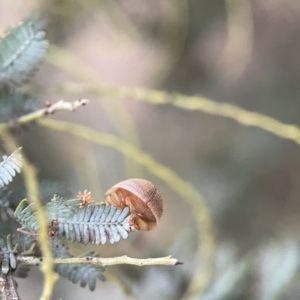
[0,270,21,300]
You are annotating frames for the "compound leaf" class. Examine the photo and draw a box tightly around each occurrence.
[51,237,105,291]
[0,148,22,189]
[56,203,134,245]
[0,17,49,90]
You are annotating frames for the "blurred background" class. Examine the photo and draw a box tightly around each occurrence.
[2,0,300,299]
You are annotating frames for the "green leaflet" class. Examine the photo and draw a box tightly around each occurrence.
[56,204,133,245]
[14,196,135,245]
[14,199,38,232]
[51,238,105,291]
[0,148,22,190]
[0,235,17,274]
[0,17,49,90]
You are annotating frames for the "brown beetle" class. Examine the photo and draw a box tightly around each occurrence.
[105,179,163,231]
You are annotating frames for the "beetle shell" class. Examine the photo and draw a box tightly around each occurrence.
[105,178,163,231]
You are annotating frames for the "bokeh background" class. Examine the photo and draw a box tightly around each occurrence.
[2,0,300,299]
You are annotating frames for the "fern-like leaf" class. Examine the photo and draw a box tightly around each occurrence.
[0,235,17,274]
[51,238,105,291]
[14,196,135,245]
[56,204,134,245]
[16,231,37,253]
[14,199,38,232]
[14,200,38,239]
[0,148,22,189]
[14,195,79,232]
[0,17,49,90]
[14,196,79,234]
[44,194,81,221]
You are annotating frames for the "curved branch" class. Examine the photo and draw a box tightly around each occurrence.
[54,83,300,147]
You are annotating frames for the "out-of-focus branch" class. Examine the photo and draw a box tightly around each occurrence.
[17,255,182,267]
[37,118,215,297]
[53,83,300,147]
[7,98,89,127]
[0,129,57,300]
[47,45,143,178]
[220,0,254,81]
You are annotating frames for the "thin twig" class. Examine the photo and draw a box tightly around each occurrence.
[17,255,183,267]
[7,98,89,127]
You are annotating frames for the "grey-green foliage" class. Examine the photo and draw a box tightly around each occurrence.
[14,199,38,232]
[0,235,17,274]
[0,188,14,221]
[56,202,133,245]
[15,195,135,245]
[0,94,41,123]
[0,148,22,190]
[51,237,105,291]
[0,17,49,91]
[38,180,72,204]
[0,15,119,296]
[16,232,36,253]
[0,15,137,296]
[14,195,134,292]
